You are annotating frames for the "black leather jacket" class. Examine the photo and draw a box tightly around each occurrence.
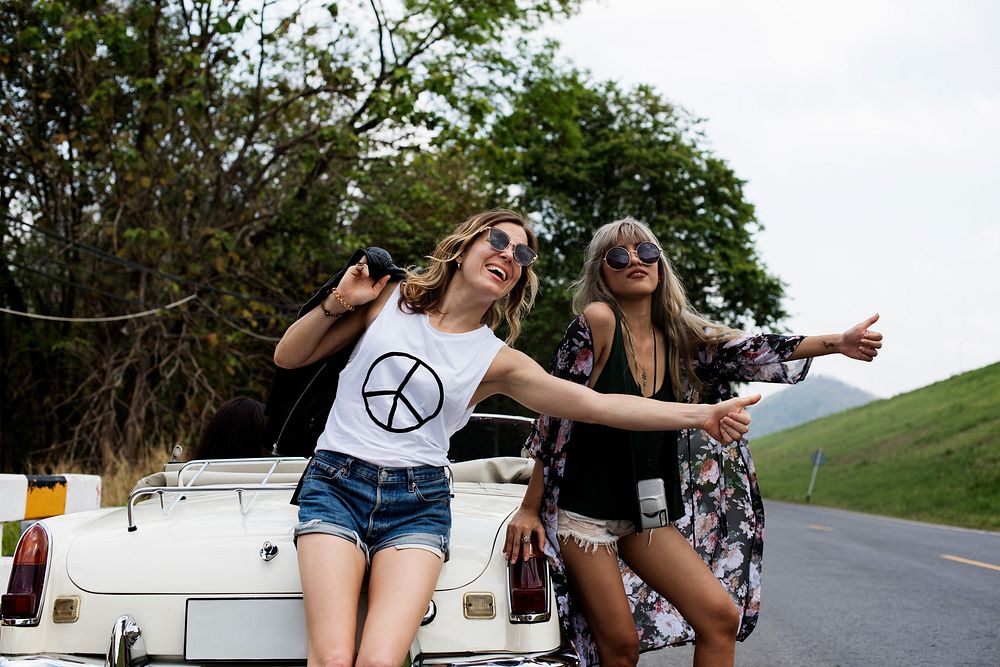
[263,248,406,456]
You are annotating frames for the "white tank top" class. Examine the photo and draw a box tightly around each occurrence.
[316,284,506,467]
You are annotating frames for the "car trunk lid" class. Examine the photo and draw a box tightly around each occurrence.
[66,486,518,594]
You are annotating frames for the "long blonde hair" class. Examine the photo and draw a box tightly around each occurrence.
[571,217,742,399]
[400,209,539,344]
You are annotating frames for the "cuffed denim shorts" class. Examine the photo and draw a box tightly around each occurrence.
[294,449,451,563]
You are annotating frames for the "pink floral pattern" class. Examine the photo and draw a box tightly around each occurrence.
[527,315,811,666]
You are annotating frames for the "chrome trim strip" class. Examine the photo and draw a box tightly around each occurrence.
[415,649,578,667]
[0,619,44,628]
[0,657,104,666]
[421,599,437,626]
[509,610,550,623]
[467,413,535,428]
[105,614,148,667]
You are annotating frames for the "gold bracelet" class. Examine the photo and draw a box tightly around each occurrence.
[320,302,344,319]
[331,287,355,312]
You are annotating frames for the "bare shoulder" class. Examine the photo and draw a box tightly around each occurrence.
[473,344,536,405]
[485,345,529,380]
[581,302,615,345]
[482,345,550,389]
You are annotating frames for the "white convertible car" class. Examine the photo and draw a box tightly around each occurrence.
[0,415,574,667]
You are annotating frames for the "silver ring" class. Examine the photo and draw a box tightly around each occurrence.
[519,535,531,544]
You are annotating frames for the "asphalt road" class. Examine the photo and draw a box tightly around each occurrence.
[642,501,1000,667]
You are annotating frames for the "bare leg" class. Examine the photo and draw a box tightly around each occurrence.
[355,547,444,667]
[297,533,368,667]
[559,538,639,667]
[619,526,740,667]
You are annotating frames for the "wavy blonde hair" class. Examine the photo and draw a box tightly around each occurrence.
[571,217,743,400]
[400,209,539,344]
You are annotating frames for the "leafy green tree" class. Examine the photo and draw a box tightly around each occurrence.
[479,65,787,359]
[1,0,784,476]
[0,0,579,471]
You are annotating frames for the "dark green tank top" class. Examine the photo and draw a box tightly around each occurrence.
[558,315,683,525]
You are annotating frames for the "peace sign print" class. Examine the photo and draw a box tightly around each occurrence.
[362,352,444,433]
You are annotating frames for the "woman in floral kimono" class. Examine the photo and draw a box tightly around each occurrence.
[503,217,882,667]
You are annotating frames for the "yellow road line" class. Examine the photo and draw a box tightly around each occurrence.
[808,524,833,531]
[940,554,1000,572]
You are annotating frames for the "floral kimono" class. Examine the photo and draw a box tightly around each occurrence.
[526,314,811,667]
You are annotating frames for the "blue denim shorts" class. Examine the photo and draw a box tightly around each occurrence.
[294,449,451,562]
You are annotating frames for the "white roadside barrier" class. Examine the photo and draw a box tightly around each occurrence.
[0,473,102,522]
[2,473,102,586]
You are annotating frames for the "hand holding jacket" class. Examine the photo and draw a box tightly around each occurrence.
[264,248,406,456]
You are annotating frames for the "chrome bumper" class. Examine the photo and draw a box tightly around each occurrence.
[417,650,578,667]
[0,614,148,667]
[0,654,577,667]
[0,659,103,667]
[105,615,148,667]
[0,615,576,667]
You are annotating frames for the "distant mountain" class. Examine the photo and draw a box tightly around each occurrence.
[746,375,877,437]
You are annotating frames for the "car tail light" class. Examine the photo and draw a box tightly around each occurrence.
[507,555,550,623]
[1,523,50,625]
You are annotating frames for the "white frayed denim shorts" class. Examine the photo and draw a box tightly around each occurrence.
[556,508,636,554]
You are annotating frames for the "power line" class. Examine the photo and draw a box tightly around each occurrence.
[11,244,136,284]
[8,260,149,307]
[5,216,298,310]
[0,294,198,323]
[6,261,286,326]
[196,297,282,342]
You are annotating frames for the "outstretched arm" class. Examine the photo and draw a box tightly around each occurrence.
[787,313,883,362]
[477,347,760,443]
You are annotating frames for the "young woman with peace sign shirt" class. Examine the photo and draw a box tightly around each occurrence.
[273,209,761,667]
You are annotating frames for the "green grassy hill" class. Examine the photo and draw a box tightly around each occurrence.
[751,362,1000,531]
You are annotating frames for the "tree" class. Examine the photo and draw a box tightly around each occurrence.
[0,0,579,471]
[478,65,787,359]
[1,1,785,476]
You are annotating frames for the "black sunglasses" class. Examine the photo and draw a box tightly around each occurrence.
[484,227,537,267]
[604,242,661,271]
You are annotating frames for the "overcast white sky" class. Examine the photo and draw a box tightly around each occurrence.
[541,0,1000,399]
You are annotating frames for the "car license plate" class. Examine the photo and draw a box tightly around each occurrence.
[186,597,307,661]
